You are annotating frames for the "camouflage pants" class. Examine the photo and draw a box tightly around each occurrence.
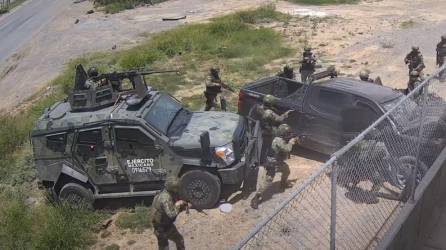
[260,133,273,164]
[204,92,217,111]
[204,93,226,111]
[300,70,314,83]
[153,224,185,250]
[256,160,290,196]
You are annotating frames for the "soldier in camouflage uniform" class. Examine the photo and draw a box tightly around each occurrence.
[277,65,295,79]
[299,47,317,83]
[250,124,299,209]
[337,129,388,198]
[437,35,446,67]
[204,68,233,111]
[249,95,292,164]
[152,176,188,250]
[404,46,425,75]
[406,70,423,95]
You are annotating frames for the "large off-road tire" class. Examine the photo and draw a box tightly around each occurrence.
[396,156,428,201]
[179,170,221,209]
[59,183,94,209]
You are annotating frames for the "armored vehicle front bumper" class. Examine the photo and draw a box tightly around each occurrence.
[217,159,247,185]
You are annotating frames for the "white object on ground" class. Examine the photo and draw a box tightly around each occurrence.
[219,203,233,213]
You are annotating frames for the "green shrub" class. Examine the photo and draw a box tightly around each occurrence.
[115,205,152,232]
[94,0,168,14]
[32,203,102,250]
[0,191,33,250]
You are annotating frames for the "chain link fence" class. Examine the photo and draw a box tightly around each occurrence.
[235,66,446,250]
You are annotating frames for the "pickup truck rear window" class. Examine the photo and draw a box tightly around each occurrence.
[311,89,352,116]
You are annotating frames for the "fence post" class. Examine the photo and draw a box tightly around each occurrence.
[330,160,338,250]
[412,80,430,201]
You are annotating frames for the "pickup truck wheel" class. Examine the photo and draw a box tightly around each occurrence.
[396,156,428,192]
[59,183,94,209]
[179,170,221,209]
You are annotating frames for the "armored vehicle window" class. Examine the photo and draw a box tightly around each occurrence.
[143,94,182,134]
[46,133,67,153]
[114,128,158,158]
[75,129,103,158]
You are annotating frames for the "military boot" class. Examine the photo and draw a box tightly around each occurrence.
[250,193,261,209]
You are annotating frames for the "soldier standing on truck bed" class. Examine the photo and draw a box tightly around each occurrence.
[251,124,299,209]
[299,47,317,83]
[152,176,188,250]
[249,95,292,164]
[277,65,295,79]
[404,46,425,75]
[204,67,234,111]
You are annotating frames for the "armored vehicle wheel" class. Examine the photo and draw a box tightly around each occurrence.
[179,170,221,209]
[59,183,94,209]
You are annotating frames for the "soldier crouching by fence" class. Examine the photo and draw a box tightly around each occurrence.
[336,129,389,203]
[152,176,188,250]
[250,124,299,209]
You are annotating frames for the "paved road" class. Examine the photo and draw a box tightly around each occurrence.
[0,0,71,64]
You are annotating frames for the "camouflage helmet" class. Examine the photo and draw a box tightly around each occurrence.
[359,70,370,80]
[304,46,312,52]
[442,35,446,41]
[411,46,419,51]
[277,124,292,137]
[283,65,293,73]
[263,94,276,106]
[210,67,220,76]
[87,67,98,78]
[165,176,180,193]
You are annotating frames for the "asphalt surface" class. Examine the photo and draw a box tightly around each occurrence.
[0,0,71,64]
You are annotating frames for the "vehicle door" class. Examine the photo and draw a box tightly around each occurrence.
[73,127,125,189]
[302,87,354,154]
[341,98,381,143]
[113,126,167,190]
[277,83,307,136]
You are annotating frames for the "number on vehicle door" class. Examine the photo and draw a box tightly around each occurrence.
[113,127,166,182]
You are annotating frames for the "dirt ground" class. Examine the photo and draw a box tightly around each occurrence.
[92,152,324,250]
[3,0,446,249]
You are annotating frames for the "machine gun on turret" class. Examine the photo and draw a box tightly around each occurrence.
[69,64,178,112]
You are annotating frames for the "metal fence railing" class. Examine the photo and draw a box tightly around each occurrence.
[234,66,446,250]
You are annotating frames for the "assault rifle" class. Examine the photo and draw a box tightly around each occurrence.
[220,81,235,92]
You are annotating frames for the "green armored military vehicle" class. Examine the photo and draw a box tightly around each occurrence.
[32,65,261,209]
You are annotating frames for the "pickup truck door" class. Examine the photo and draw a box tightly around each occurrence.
[341,99,381,142]
[302,87,354,155]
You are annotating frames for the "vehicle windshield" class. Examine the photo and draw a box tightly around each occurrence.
[143,94,189,135]
[382,96,419,127]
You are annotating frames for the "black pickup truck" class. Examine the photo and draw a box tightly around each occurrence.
[238,75,446,167]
